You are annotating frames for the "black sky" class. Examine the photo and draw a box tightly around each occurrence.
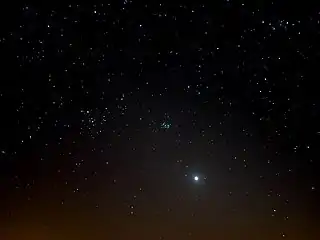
[0,2,319,239]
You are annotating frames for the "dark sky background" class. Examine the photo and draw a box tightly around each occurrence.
[0,2,319,239]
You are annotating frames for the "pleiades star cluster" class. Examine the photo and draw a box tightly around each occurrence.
[0,2,319,239]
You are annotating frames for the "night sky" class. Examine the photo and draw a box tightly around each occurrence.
[1,2,319,239]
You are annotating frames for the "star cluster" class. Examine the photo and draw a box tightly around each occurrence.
[1,2,319,239]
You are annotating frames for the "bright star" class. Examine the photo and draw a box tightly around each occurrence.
[194,176,199,181]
